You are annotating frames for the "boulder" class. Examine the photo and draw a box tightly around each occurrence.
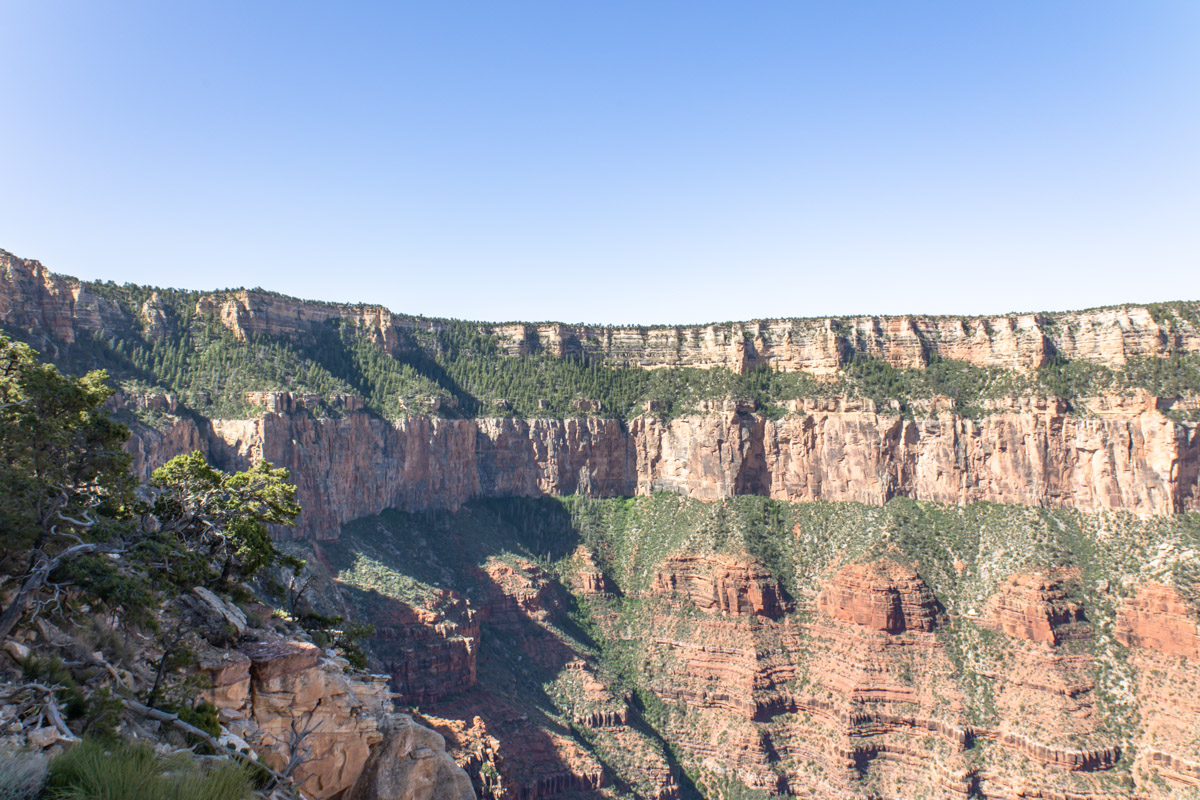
[347,715,475,800]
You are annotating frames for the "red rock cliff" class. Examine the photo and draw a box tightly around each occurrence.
[118,398,1198,540]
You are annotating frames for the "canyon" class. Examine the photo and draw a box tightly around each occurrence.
[314,495,1200,800]
[4,248,1200,799]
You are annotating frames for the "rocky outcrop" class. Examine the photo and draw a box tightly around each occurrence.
[818,561,942,633]
[481,559,555,627]
[1116,582,1200,659]
[5,249,1200,537]
[346,714,475,800]
[984,570,1088,645]
[1116,584,1200,796]
[194,289,409,355]
[474,418,636,499]
[759,401,1199,515]
[653,554,790,619]
[124,413,207,482]
[615,556,1125,799]
[193,290,1200,375]
[205,414,481,539]
[356,589,478,709]
[197,636,473,800]
[567,547,613,596]
[0,251,123,349]
[405,556,682,800]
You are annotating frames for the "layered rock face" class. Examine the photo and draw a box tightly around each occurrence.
[1115,585,1200,795]
[615,557,1127,799]
[817,560,942,633]
[366,591,479,708]
[9,248,1200,800]
[4,248,1199,537]
[982,570,1088,645]
[428,558,680,800]
[0,251,124,349]
[1116,582,1200,659]
[654,554,791,618]
[126,397,1200,540]
[4,249,1200,375]
[311,484,1200,799]
[760,401,1198,514]
[175,295,1200,373]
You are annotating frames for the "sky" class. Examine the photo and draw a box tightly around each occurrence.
[1,2,1198,325]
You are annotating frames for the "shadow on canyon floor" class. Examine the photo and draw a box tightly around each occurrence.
[314,498,686,798]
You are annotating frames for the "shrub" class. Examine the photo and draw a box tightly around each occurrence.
[0,748,48,800]
[44,738,254,800]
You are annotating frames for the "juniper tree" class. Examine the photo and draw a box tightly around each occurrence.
[0,334,134,642]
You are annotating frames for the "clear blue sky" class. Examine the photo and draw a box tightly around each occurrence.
[2,2,1198,324]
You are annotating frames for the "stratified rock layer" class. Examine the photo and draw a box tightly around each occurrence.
[654,554,790,619]
[9,250,1197,373]
[3,249,1200,538]
[818,560,942,632]
[117,399,1200,540]
[1116,582,1200,659]
[984,570,1088,645]
[616,557,1126,799]
[1115,584,1200,795]
[9,249,1200,799]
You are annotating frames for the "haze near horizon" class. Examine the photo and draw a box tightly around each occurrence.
[1,1,1198,325]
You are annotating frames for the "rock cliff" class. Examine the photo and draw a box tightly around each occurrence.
[186,596,475,800]
[4,247,1199,537]
[119,397,1199,540]
[1116,584,1200,793]
[5,249,1200,374]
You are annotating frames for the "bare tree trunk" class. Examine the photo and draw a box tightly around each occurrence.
[122,699,295,791]
[0,542,119,643]
[0,551,53,644]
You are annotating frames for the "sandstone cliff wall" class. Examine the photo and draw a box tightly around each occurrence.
[119,401,1199,541]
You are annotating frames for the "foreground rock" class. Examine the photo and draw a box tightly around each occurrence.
[196,635,473,800]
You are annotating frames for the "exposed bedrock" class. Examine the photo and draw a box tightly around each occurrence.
[122,400,1200,540]
[1115,584,1200,795]
[654,553,791,619]
[9,249,1199,373]
[817,560,943,633]
[982,569,1089,645]
[621,556,1126,799]
[194,637,474,800]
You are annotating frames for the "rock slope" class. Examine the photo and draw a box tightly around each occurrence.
[313,496,1200,800]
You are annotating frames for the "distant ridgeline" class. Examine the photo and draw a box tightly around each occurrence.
[3,248,1200,422]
